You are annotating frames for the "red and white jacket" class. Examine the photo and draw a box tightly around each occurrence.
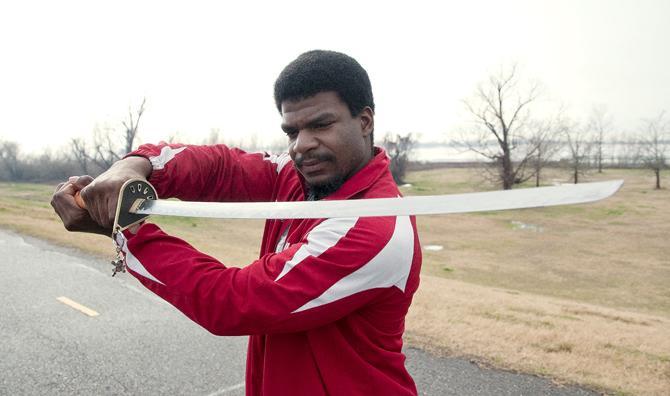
[117,143,422,395]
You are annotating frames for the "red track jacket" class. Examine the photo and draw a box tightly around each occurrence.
[116,143,422,395]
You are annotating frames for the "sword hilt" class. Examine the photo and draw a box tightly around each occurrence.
[113,179,158,231]
[73,179,158,231]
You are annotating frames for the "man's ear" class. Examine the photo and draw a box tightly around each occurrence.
[359,107,374,138]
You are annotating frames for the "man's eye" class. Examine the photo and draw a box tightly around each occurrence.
[315,122,332,130]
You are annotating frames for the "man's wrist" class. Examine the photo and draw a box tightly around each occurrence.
[113,156,153,180]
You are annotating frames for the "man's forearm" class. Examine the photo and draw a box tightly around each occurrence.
[114,155,153,180]
[126,143,280,202]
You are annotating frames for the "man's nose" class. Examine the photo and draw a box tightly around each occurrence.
[293,130,318,154]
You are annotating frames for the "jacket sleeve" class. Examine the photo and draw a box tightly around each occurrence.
[127,142,292,202]
[116,215,416,335]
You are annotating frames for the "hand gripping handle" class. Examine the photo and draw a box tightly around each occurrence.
[74,191,86,209]
[73,179,158,231]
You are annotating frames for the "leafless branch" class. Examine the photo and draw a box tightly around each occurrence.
[456,64,545,189]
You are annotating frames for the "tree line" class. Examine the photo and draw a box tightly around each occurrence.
[0,99,285,183]
[1,70,668,189]
[384,65,668,189]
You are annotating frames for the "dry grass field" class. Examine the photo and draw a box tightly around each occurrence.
[1,167,668,395]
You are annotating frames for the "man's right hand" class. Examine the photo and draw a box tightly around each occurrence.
[50,156,152,235]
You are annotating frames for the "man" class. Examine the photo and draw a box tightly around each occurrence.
[51,50,422,395]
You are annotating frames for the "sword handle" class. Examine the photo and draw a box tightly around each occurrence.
[74,191,86,209]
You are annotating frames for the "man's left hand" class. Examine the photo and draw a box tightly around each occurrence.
[50,175,112,236]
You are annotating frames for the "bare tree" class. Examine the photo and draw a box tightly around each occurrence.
[638,112,669,189]
[563,119,592,184]
[0,140,22,180]
[383,132,416,184]
[121,97,146,155]
[70,137,90,174]
[72,99,147,171]
[461,65,541,189]
[610,132,637,168]
[89,123,122,169]
[0,141,89,182]
[22,149,77,181]
[528,120,561,187]
[588,106,613,173]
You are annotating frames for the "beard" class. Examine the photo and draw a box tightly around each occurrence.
[295,152,345,201]
[306,175,345,201]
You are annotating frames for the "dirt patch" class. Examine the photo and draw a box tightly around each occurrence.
[407,276,670,395]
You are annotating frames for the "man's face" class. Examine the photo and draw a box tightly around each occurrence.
[281,91,374,199]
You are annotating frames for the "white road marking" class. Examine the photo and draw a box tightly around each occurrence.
[56,296,100,317]
[205,382,245,396]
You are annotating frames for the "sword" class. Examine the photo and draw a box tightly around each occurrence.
[76,179,623,231]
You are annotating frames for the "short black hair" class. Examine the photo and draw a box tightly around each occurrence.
[274,50,375,117]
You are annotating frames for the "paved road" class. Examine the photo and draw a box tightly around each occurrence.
[0,228,597,395]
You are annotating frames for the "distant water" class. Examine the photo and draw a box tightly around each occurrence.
[411,144,483,163]
[409,142,639,164]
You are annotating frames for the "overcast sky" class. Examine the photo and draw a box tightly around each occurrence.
[1,0,668,154]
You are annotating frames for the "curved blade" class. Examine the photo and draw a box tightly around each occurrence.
[133,180,623,220]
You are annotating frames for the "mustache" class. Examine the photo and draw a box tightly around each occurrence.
[294,153,335,167]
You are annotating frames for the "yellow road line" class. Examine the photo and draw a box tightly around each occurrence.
[56,296,100,317]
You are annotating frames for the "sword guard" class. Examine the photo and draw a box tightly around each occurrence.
[112,179,158,232]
